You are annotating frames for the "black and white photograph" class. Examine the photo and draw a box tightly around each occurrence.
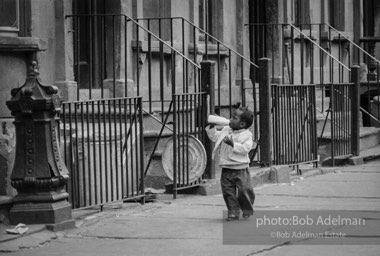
[0,0,380,255]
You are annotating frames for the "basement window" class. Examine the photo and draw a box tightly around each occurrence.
[0,0,29,37]
[0,0,19,36]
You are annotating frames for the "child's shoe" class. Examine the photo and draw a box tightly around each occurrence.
[242,214,251,219]
[226,215,239,221]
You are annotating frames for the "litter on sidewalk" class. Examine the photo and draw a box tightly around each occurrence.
[124,188,164,203]
[5,223,29,235]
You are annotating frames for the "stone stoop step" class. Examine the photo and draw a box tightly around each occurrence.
[319,127,380,149]
[319,126,380,163]
[358,127,380,150]
[316,111,363,136]
[344,144,380,165]
[320,128,380,166]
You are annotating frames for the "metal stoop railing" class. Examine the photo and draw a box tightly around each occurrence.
[246,23,350,86]
[134,17,260,139]
[271,83,318,167]
[324,24,380,127]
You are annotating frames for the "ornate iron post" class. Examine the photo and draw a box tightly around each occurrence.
[6,55,73,227]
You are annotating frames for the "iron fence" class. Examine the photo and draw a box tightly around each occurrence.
[171,92,208,198]
[318,83,353,165]
[59,97,144,209]
[271,84,318,166]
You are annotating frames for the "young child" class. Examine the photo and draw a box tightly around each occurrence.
[206,107,255,221]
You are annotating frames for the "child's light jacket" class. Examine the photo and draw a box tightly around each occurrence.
[206,126,253,169]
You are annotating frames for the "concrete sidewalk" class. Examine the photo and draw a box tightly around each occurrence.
[1,160,380,256]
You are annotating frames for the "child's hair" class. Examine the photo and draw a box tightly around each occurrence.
[238,106,254,129]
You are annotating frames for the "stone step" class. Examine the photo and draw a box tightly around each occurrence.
[358,127,380,149]
[316,110,364,136]
[318,126,380,162]
[359,144,380,162]
[321,143,380,166]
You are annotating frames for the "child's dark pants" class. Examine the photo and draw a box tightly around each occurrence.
[221,168,255,217]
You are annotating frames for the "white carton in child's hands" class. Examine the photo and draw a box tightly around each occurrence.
[208,115,230,126]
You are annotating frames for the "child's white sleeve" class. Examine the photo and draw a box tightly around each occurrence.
[232,135,253,154]
[228,132,253,162]
[205,125,220,142]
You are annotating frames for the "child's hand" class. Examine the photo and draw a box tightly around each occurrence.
[223,135,234,147]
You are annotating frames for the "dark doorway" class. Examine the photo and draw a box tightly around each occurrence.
[361,91,380,127]
[249,0,266,83]
[72,0,106,90]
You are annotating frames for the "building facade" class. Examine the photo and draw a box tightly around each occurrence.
[1,0,379,199]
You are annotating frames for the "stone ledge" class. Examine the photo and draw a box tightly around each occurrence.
[347,156,365,165]
[269,165,291,183]
[0,36,47,52]
[322,149,380,166]
[321,155,352,166]
[196,179,221,196]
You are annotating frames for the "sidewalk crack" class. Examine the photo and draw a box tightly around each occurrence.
[246,242,291,255]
